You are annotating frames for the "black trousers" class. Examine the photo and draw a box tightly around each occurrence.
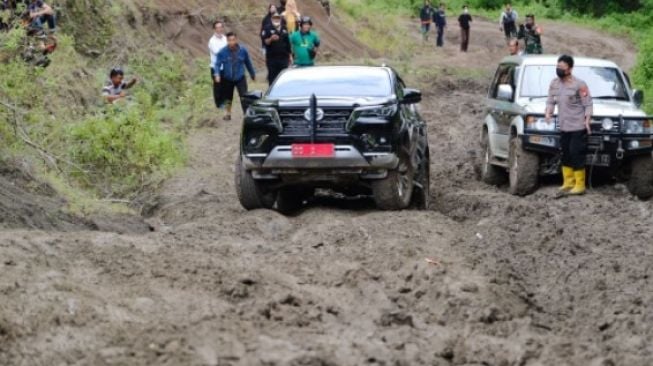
[503,22,516,39]
[210,67,222,108]
[460,28,470,52]
[220,77,248,113]
[436,26,445,47]
[560,130,587,169]
[266,58,289,85]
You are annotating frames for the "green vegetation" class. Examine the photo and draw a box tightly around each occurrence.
[0,1,213,211]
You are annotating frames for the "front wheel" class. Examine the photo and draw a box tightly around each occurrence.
[372,158,414,210]
[508,136,539,196]
[627,155,653,200]
[235,155,276,210]
[480,130,507,186]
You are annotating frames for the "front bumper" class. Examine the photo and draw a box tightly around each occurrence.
[522,132,653,166]
[243,145,399,175]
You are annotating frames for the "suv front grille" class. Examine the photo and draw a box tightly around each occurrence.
[278,108,352,135]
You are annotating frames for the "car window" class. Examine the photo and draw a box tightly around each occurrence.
[521,65,630,101]
[268,68,393,98]
[490,64,516,100]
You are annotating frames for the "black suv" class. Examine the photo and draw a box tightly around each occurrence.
[236,66,430,213]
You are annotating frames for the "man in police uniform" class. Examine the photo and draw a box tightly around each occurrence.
[545,55,593,196]
[517,14,543,54]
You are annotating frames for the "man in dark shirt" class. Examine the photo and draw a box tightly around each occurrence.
[419,0,433,42]
[262,12,292,85]
[458,5,472,52]
[433,3,447,47]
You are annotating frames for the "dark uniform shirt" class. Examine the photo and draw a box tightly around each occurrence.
[420,5,433,22]
[262,24,291,60]
[546,76,593,132]
[517,25,543,54]
[458,13,472,29]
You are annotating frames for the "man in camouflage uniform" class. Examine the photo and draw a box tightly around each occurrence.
[517,14,543,54]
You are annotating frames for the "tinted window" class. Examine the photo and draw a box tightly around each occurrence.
[268,68,393,98]
[521,66,629,101]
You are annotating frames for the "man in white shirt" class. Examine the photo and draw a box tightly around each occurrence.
[208,21,227,109]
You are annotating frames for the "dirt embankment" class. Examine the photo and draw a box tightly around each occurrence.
[1,12,652,366]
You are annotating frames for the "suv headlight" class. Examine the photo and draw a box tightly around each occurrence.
[526,116,556,131]
[357,105,397,118]
[623,119,652,134]
[601,118,614,131]
[244,106,282,132]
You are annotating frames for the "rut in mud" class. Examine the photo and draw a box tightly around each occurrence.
[1,14,652,366]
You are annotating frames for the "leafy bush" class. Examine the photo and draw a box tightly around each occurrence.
[68,104,184,198]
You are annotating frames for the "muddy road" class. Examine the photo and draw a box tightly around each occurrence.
[2,19,652,366]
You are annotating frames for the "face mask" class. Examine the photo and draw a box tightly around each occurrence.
[272,21,281,27]
[556,68,567,79]
[464,9,468,14]
[525,23,533,30]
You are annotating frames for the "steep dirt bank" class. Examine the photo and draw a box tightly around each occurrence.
[1,16,651,366]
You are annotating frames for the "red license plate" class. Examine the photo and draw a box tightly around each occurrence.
[291,144,335,158]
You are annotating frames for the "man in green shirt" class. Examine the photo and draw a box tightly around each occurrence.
[290,16,320,67]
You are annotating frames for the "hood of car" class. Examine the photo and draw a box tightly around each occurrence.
[256,96,397,109]
[522,100,647,118]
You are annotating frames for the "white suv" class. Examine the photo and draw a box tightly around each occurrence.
[480,55,653,199]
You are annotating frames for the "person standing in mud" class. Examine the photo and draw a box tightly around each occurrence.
[262,12,291,85]
[214,32,256,121]
[499,3,518,41]
[433,3,447,47]
[419,0,433,42]
[458,5,472,52]
[545,55,593,196]
[208,20,227,110]
[517,14,543,54]
[290,16,320,67]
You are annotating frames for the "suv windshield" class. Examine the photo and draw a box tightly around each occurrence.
[520,65,630,101]
[268,68,392,99]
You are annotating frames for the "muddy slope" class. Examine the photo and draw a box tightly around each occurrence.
[1,17,652,366]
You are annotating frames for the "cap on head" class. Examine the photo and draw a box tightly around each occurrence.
[300,16,312,26]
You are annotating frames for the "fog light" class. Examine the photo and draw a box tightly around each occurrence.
[630,140,640,149]
[248,137,258,146]
[379,137,387,144]
[601,118,613,131]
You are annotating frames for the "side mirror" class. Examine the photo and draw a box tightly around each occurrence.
[497,84,514,101]
[241,90,263,112]
[633,89,644,108]
[401,88,422,105]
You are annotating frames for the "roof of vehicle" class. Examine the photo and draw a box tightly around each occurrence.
[501,55,621,69]
[281,65,394,76]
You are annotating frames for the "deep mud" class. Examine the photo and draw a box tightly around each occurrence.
[1,15,652,366]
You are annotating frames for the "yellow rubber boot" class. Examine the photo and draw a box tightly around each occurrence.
[559,166,576,192]
[569,169,586,195]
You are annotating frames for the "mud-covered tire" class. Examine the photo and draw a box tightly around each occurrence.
[627,155,653,200]
[480,131,507,186]
[411,151,431,210]
[508,136,539,196]
[276,187,314,215]
[235,155,276,210]
[372,158,414,210]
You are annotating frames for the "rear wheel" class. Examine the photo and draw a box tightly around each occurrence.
[372,157,414,210]
[412,150,431,210]
[627,155,653,200]
[480,130,507,185]
[235,155,276,210]
[508,135,539,196]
